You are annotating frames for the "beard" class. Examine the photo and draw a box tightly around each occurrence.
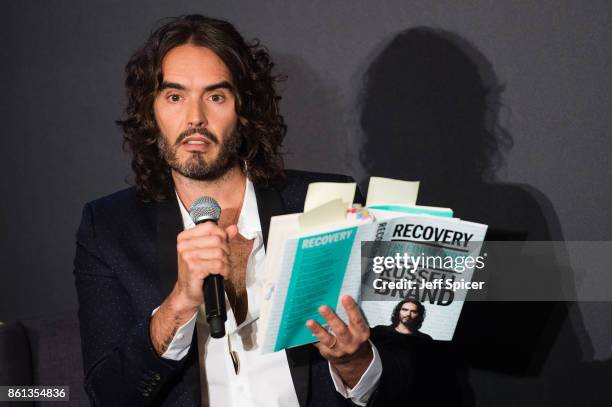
[158,126,241,181]
[401,317,418,330]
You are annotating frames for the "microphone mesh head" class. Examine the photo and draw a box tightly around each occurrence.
[189,196,221,224]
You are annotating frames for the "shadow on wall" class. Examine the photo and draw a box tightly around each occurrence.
[359,27,611,406]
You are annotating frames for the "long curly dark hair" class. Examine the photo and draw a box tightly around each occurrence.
[116,15,286,201]
[391,298,426,329]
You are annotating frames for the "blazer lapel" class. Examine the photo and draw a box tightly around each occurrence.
[286,346,312,407]
[254,183,312,407]
[254,183,286,249]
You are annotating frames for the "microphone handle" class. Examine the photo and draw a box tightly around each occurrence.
[195,218,227,339]
[204,275,227,338]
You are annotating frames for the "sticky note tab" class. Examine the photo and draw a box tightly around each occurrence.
[303,182,356,213]
[366,177,420,207]
[298,199,347,230]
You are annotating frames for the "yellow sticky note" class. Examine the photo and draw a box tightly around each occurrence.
[366,177,420,207]
[298,199,347,230]
[303,182,356,213]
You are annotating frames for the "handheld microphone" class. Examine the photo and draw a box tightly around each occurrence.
[189,196,226,338]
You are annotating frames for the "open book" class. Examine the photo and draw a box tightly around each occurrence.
[257,177,488,353]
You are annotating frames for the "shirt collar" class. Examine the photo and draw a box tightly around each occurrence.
[236,178,262,239]
[176,178,261,238]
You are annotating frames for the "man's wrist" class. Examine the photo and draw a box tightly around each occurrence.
[329,341,382,406]
[150,286,199,356]
[331,341,373,387]
[164,284,199,323]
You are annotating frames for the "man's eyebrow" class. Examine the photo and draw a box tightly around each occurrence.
[159,80,235,93]
[203,80,235,93]
[159,81,186,91]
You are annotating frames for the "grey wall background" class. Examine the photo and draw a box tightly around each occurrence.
[1,0,611,404]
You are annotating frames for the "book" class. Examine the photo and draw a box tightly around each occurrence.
[256,178,488,353]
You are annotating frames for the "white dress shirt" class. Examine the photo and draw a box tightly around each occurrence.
[155,179,382,406]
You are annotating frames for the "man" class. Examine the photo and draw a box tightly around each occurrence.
[390,299,432,339]
[74,15,403,406]
[368,300,464,405]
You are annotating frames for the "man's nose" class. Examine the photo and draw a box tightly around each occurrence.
[187,100,207,128]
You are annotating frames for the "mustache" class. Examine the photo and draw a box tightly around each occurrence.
[175,127,219,146]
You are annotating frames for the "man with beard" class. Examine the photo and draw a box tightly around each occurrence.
[368,300,466,406]
[390,299,432,340]
[74,15,398,407]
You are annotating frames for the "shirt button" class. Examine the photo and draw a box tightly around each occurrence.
[176,333,184,340]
